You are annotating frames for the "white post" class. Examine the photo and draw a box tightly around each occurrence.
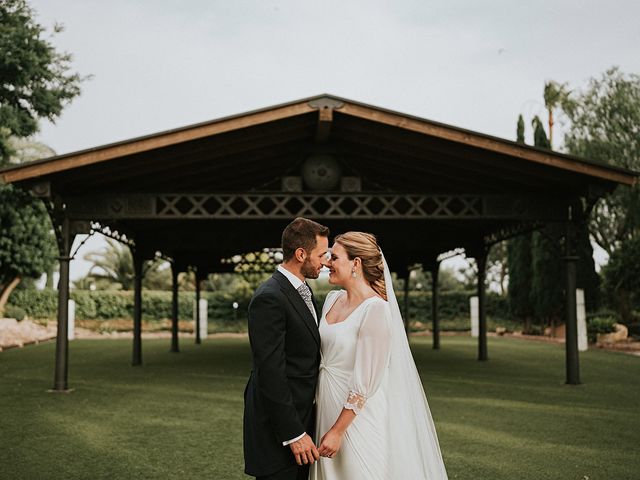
[195,298,208,339]
[470,296,479,337]
[68,299,76,341]
[576,288,588,351]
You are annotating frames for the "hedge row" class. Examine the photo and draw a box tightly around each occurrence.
[9,288,509,323]
[8,289,250,323]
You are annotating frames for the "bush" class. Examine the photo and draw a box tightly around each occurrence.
[7,287,513,333]
[8,289,57,318]
[587,316,617,343]
[4,304,26,321]
[628,322,640,340]
[70,291,97,319]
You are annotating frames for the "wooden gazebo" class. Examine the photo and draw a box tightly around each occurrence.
[1,94,636,391]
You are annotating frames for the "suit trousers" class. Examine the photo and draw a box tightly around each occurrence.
[256,463,309,480]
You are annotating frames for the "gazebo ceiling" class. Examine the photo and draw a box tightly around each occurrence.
[1,94,637,270]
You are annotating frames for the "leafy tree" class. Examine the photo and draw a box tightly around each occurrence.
[0,185,56,314]
[411,263,469,293]
[559,67,640,255]
[602,235,640,323]
[555,67,640,319]
[577,231,601,310]
[0,0,83,162]
[5,137,58,289]
[454,245,508,295]
[486,241,508,295]
[0,0,85,314]
[511,105,601,330]
[6,136,55,164]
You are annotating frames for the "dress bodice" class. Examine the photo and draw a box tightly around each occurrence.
[319,290,384,375]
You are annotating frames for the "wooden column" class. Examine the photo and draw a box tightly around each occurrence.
[52,216,72,392]
[564,218,580,385]
[170,263,180,353]
[132,249,144,366]
[195,270,202,345]
[430,260,441,350]
[477,251,488,361]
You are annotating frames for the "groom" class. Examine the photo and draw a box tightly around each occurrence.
[244,217,330,480]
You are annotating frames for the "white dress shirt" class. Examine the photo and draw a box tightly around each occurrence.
[277,265,317,324]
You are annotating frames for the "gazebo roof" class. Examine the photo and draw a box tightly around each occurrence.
[1,94,637,272]
[1,94,635,191]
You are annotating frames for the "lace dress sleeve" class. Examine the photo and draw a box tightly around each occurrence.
[344,299,392,414]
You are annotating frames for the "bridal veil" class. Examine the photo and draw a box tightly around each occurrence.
[381,251,448,479]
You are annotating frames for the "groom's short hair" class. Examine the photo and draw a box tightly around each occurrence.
[281,217,329,261]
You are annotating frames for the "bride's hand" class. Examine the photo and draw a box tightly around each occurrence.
[318,428,343,458]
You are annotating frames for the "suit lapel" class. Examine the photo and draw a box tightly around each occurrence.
[273,271,320,347]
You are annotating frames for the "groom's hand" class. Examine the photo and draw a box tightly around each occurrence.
[289,433,319,465]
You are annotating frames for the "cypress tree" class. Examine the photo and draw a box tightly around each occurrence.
[517,115,525,143]
[531,228,564,330]
[507,115,535,331]
[507,234,534,331]
[532,116,551,149]
[529,118,564,330]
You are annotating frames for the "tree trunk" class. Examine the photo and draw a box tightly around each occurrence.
[617,288,632,325]
[499,265,507,296]
[0,276,22,316]
[45,266,54,289]
[548,109,554,148]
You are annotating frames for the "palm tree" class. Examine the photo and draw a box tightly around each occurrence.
[543,81,569,149]
[81,239,176,290]
[83,238,135,290]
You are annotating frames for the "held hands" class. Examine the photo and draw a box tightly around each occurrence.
[318,428,343,459]
[289,433,320,466]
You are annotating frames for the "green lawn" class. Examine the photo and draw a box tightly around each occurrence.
[1,336,638,479]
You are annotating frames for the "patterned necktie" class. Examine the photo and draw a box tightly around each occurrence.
[297,283,317,323]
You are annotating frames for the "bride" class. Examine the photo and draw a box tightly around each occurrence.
[310,232,448,480]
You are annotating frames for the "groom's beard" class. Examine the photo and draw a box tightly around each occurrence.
[300,257,319,279]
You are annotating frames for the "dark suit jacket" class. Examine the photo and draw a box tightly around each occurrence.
[243,270,320,477]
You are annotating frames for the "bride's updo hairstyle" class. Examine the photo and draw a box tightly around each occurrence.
[334,232,387,301]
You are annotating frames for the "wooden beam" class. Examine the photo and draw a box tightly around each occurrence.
[70,141,307,194]
[334,121,592,189]
[338,104,637,186]
[342,150,505,193]
[340,144,538,191]
[52,120,314,190]
[0,102,315,183]
[64,192,570,221]
[315,107,333,143]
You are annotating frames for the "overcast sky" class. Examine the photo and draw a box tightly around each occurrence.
[26,0,640,281]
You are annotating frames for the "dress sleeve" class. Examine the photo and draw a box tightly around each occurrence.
[344,300,392,414]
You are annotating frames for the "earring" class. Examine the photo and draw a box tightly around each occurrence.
[351,269,357,278]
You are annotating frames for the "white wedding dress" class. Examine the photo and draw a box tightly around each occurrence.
[310,253,448,480]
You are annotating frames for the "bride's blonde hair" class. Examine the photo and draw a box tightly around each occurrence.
[334,232,387,301]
